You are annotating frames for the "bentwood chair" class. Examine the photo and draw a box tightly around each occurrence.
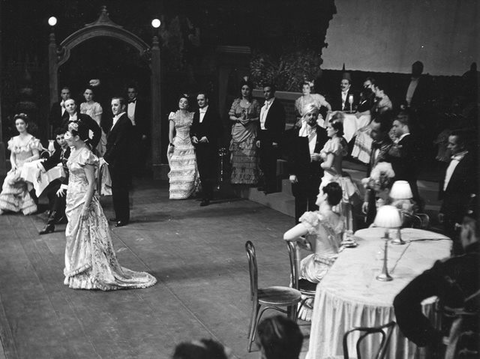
[342,321,396,359]
[286,240,317,321]
[245,241,302,352]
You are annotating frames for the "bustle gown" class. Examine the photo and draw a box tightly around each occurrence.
[63,147,156,290]
[297,210,345,321]
[0,136,41,215]
[168,110,199,199]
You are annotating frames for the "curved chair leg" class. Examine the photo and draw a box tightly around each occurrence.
[247,303,260,352]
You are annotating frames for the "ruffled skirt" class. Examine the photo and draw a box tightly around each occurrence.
[229,135,259,185]
[0,169,36,215]
[168,136,199,199]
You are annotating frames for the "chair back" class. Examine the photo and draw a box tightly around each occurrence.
[245,241,258,302]
[343,321,396,359]
[286,241,300,290]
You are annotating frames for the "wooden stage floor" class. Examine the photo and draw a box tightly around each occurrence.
[0,179,310,359]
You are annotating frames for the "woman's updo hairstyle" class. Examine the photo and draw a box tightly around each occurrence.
[68,121,90,142]
[240,76,254,91]
[322,182,343,206]
[329,118,345,137]
[14,113,29,123]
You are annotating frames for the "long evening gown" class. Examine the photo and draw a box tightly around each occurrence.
[64,147,156,290]
[168,110,199,199]
[319,137,360,235]
[297,210,344,321]
[0,136,41,215]
[229,98,261,184]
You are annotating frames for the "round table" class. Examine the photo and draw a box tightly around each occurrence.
[306,227,451,359]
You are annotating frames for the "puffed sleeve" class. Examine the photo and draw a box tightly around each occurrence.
[228,99,239,118]
[29,137,43,151]
[299,212,324,234]
[322,138,343,155]
[78,148,99,167]
[7,138,15,151]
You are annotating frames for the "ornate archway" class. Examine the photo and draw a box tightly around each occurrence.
[48,6,165,179]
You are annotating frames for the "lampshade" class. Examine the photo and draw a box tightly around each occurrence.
[374,205,402,228]
[390,180,413,200]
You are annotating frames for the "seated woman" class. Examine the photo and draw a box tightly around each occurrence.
[0,114,41,215]
[283,182,345,320]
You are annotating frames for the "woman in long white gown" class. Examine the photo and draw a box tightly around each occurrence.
[167,95,199,199]
[63,121,156,290]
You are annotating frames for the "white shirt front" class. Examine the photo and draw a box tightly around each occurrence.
[444,151,468,191]
[127,100,136,126]
[341,91,349,110]
[69,113,77,122]
[260,98,274,130]
[112,112,126,129]
[60,101,66,116]
[199,106,208,123]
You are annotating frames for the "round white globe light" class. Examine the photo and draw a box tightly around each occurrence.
[151,19,161,28]
[48,16,57,27]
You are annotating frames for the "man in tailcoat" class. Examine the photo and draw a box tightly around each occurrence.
[104,97,133,227]
[287,104,328,223]
[126,85,150,176]
[38,127,71,234]
[257,84,286,194]
[191,92,223,206]
[48,87,71,137]
[439,129,478,254]
[62,99,101,150]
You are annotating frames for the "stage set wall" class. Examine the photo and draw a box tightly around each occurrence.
[322,0,479,75]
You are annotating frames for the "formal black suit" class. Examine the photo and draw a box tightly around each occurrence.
[104,113,133,224]
[41,145,70,225]
[127,99,150,175]
[330,89,358,111]
[390,134,422,207]
[191,106,223,201]
[62,112,102,150]
[49,102,69,135]
[439,151,477,253]
[258,98,286,193]
[287,126,329,223]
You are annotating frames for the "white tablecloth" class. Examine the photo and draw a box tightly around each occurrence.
[20,161,65,197]
[307,228,451,359]
[325,112,371,143]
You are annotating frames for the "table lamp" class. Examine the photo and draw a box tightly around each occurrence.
[389,181,413,245]
[373,205,402,281]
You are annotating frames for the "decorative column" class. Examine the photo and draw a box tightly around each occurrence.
[150,19,166,180]
[0,0,6,176]
[48,17,59,136]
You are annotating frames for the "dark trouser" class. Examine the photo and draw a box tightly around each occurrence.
[196,143,217,201]
[44,179,66,224]
[292,180,319,224]
[259,137,279,192]
[110,167,131,222]
[443,216,463,256]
